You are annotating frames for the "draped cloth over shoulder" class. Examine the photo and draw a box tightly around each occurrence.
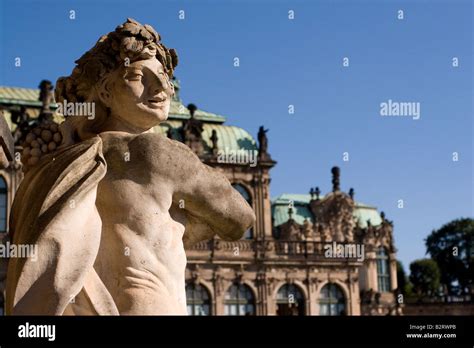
[5,136,119,315]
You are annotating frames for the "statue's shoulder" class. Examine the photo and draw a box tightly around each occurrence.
[127,132,194,156]
[99,131,199,168]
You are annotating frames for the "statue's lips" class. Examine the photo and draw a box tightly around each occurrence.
[147,99,166,109]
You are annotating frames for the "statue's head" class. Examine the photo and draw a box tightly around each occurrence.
[55,18,178,141]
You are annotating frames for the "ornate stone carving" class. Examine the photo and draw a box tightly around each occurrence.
[0,111,15,169]
[357,212,395,252]
[213,267,223,295]
[279,220,303,241]
[310,191,355,243]
[302,218,314,240]
[6,18,255,316]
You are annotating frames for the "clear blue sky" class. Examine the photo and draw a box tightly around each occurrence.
[0,0,472,272]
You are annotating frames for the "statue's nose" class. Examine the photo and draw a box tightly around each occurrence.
[151,74,172,96]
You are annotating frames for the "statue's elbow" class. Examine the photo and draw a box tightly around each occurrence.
[241,206,256,232]
[226,205,256,241]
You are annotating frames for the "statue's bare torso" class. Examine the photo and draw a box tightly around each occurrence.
[87,131,255,315]
[94,132,188,314]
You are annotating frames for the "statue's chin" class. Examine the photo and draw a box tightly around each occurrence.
[136,110,169,129]
[152,114,169,127]
[148,107,169,123]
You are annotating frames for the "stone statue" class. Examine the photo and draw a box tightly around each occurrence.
[6,18,255,315]
[182,103,204,155]
[257,126,269,159]
[210,129,218,156]
[38,80,54,122]
[11,106,30,144]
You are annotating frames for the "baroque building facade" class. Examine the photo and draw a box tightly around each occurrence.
[0,79,399,315]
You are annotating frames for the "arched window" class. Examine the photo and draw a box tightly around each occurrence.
[276,284,305,316]
[186,283,211,316]
[319,283,346,316]
[376,247,391,292]
[232,184,253,239]
[224,283,255,316]
[0,176,7,232]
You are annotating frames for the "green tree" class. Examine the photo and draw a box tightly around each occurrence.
[396,261,407,294]
[409,259,441,297]
[425,218,473,295]
[396,261,414,297]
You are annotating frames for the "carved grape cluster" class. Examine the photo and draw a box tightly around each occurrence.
[21,122,62,172]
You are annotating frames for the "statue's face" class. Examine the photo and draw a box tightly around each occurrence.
[104,57,173,131]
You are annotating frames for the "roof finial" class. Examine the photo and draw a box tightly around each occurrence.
[381,211,385,221]
[309,187,315,200]
[331,166,340,192]
[38,79,54,123]
[349,188,354,200]
[288,206,294,220]
[172,77,181,102]
[315,187,321,200]
[187,103,197,118]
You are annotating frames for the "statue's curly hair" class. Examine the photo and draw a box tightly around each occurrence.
[54,18,178,143]
[56,18,178,104]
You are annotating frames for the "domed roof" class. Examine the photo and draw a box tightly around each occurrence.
[169,79,226,124]
[272,193,383,229]
[154,120,257,154]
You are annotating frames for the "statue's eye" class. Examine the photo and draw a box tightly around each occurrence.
[125,71,143,81]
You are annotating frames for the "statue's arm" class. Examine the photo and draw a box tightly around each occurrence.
[152,135,255,242]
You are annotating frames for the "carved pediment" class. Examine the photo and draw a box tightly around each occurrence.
[310,191,355,242]
[279,220,304,241]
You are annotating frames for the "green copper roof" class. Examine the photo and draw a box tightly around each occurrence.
[353,205,383,228]
[169,101,226,124]
[272,193,382,229]
[0,86,58,108]
[154,120,257,153]
[0,84,226,124]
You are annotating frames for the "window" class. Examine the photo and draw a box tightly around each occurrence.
[232,184,253,239]
[319,283,346,316]
[224,283,255,315]
[376,247,391,292]
[0,176,7,232]
[276,284,305,316]
[186,283,211,316]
